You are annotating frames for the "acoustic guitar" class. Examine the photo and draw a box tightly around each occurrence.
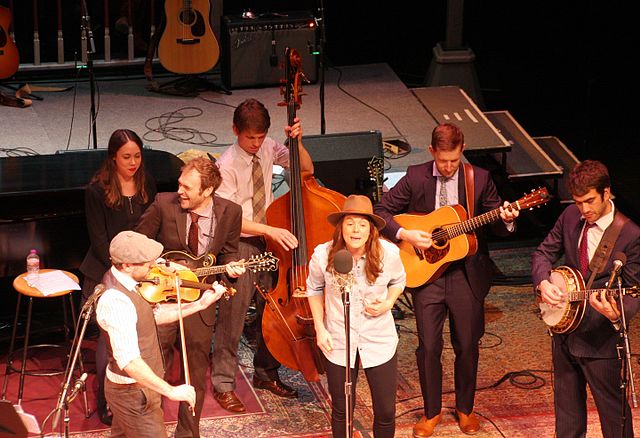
[395,187,550,288]
[0,5,19,79]
[537,265,639,333]
[158,0,220,74]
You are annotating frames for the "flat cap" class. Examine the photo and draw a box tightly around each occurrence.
[109,231,163,264]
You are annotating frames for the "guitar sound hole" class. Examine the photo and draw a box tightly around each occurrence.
[432,227,448,248]
[180,10,196,26]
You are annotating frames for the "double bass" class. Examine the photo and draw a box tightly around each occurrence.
[260,48,346,381]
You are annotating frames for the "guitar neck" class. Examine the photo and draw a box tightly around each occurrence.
[447,201,517,238]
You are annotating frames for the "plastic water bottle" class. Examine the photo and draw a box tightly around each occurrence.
[26,249,40,287]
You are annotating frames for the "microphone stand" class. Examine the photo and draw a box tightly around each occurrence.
[315,0,327,134]
[615,276,636,438]
[43,301,93,437]
[80,0,98,149]
[340,275,353,438]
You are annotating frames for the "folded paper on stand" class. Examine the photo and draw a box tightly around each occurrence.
[25,270,81,296]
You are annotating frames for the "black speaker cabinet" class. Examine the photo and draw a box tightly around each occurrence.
[221,11,318,89]
[302,131,383,198]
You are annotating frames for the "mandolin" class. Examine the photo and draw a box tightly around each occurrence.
[0,5,19,79]
[158,0,220,74]
[161,250,279,279]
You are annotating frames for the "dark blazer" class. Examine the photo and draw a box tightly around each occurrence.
[374,161,508,299]
[531,204,640,358]
[135,192,242,268]
[80,175,156,282]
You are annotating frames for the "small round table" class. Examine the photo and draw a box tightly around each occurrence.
[1,269,85,405]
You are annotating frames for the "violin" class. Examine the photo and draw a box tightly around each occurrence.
[137,266,236,303]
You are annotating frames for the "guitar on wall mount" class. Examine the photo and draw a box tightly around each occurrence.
[0,5,19,79]
[396,187,551,288]
[158,0,220,74]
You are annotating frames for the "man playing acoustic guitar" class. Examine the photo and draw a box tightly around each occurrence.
[532,160,640,438]
[374,123,518,437]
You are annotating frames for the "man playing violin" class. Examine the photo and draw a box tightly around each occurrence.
[96,230,228,437]
[532,160,640,437]
[136,157,245,437]
[213,98,312,411]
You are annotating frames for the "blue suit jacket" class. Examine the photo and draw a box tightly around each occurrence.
[374,161,508,299]
[532,204,640,358]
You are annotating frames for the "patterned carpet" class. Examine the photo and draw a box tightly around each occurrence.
[4,246,640,437]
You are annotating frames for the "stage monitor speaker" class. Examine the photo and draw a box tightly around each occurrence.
[220,11,318,89]
[302,131,383,198]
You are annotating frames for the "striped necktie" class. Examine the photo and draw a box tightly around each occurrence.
[252,155,266,224]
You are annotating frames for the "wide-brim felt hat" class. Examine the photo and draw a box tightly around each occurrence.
[327,195,386,230]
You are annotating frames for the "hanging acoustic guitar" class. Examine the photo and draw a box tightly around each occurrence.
[158,0,220,74]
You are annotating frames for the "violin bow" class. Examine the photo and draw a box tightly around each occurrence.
[173,273,195,416]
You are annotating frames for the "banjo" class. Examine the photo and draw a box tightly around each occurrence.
[537,265,639,334]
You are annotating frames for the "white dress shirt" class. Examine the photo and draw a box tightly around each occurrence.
[216,138,289,229]
[579,200,616,263]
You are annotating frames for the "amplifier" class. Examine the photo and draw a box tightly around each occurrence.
[220,11,318,89]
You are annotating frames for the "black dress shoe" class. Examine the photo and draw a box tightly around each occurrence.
[213,390,246,413]
[252,377,298,398]
[97,405,113,426]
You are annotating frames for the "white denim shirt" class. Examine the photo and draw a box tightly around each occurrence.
[306,239,406,368]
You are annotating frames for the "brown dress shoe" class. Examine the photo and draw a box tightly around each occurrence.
[413,413,442,437]
[252,377,298,398]
[213,390,246,413]
[456,410,480,435]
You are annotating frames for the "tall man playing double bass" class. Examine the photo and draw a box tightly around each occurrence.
[213,98,313,411]
[136,157,245,438]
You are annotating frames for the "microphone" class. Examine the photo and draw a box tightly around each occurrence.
[606,252,627,288]
[334,249,353,275]
[333,249,353,294]
[83,283,106,311]
[53,372,89,427]
[67,372,88,403]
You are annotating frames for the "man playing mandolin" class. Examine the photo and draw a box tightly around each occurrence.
[532,160,640,437]
[136,157,245,437]
[374,122,518,437]
[96,231,227,437]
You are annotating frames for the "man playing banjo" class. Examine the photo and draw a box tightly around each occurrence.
[532,160,640,438]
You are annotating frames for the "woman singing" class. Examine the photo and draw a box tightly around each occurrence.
[306,195,406,438]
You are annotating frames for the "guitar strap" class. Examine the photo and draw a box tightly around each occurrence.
[585,211,629,289]
[463,163,475,218]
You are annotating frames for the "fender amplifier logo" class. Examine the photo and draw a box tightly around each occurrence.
[234,34,253,50]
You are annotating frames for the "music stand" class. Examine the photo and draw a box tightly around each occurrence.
[0,400,31,438]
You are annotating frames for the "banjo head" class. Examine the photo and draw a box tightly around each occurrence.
[540,266,586,333]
